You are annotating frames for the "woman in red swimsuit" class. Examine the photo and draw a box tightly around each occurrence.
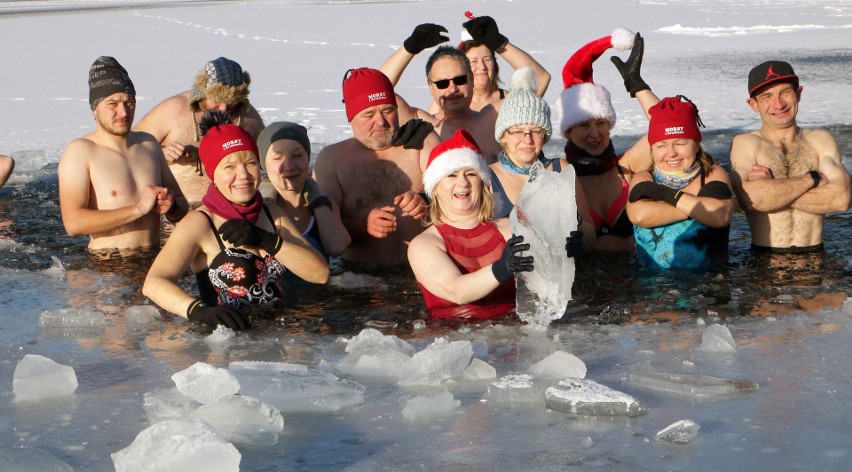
[143,112,328,330]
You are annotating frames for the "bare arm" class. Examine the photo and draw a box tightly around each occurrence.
[0,155,14,188]
[270,207,330,284]
[380,46,415,87]
[789,130,851,214]
[157,146,189,222]
[627,168,733,228]
[729,134,811,212]
[497,43,551,97]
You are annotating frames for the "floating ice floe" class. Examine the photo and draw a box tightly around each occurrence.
[655,419,701,444]
[699,324,737,352]
[462,358,497,381]
[38,308,106,328]
[336,328,414,378]
[111,419,240,472]
[229,361,365,412]
[172,362,240,405]
[13,354,78,401]
[189,394,284,446]
[629,371,758,398]
[528,351,587,380]
[401,388,461,419]
[544,378,646,417]
[0,446,73,472]
[398,337,473,386]
[143,388,202,424]
[486,374,544,404]
[841,297,852,316]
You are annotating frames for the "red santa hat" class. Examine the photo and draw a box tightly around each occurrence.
[422,129,490,198]
[554,28,634,136]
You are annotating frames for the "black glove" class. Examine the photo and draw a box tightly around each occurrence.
[628,181,683,206]
[186,300,250,330]
[462,16,509,52]
[610,33,650,97]
[491,235,534,283]
[403,23,449,54]
[218,219,283,255]
[392,119,434,150]
[303,178,331,211]
[565,231,584,258]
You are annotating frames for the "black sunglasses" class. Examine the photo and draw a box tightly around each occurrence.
[430,74,468,90]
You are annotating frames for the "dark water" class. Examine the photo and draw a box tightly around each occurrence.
[1,127,849,332]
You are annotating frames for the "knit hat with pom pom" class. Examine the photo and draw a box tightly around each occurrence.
[493,66,552,142]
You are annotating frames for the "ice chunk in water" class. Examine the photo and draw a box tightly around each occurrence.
[125,305,161,325]
[229,361,365,412]
[345,328,415,356]
[143,388,201,424]
[401,388,461,418]
[463,358,497,381]
[337,328,415,378]
[398,338,473,386]
[841,296,852,316]
[545,378,646,417]
[529,351,587,379]
[189,395,284,446]
[0,446,73,472]
[485,374,544,404]
[111,419,240,472]
[205,325,236,347]
[510,161,577,326]
[172,362,240,405]
[629,371,758,398]
[655,419,701,444]
[38,308,106,328]
[13,354,78,401]
[699,324,737,352]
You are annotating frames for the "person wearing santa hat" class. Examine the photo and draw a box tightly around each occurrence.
[625,96,733,270]
[408,129,532,320]
[144,111,328,330]
[555,29,660,253]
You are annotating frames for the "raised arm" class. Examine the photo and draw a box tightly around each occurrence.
[612,32,658,173]
[0,154,14,188]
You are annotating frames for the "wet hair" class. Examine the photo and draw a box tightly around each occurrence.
[198,110,232,137]
[425,46,471,79]
[459,40,502,93]
[424,179,495,226]
[696,146,715,176]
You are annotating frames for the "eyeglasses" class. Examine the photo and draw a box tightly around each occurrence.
[506,128,545,138]
[430,74,468,90]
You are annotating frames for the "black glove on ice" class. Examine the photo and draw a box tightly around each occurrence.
[462,16,509,52]
[565,231,584,258]
[610,32,650,97]
[186,300,250,330]
[491,234,534,283]
[403,23,449,54]
[628,181,683,206]
[218,219,283,255]
[392,119,434,150]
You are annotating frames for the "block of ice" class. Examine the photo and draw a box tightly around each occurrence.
[345,328,415,356]
[699,324,737,352]
[545,378,646,417]
[463,358,497,381]
[125,305,161,325]
[654,419,701,444]
[111,419,240,472]
[189,394,284,446]
[842,296,852,316]
[529,351,587,380]
[205,325,236,346]
[401,388,461,418]
[229,361,365,412]
[337,347,412,379]
[509,161,577,326]
[398,337,473,386]
[171,362,240,405]
[13,354,78,401]
[485,374,544,404]
[629,371,758,398]
[38,308,106,328]
[0,446,74,472]
[143,388,202,424]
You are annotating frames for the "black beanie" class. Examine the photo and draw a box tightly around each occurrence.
[256,122,312,163]
[88,56,135,110]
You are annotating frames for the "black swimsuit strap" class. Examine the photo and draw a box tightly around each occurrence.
[262,204,275,226]
[199,211,225,251]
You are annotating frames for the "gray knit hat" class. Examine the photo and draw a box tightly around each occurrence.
[257,122,311,165]
[189,57,251,116]
[494,66,552,142]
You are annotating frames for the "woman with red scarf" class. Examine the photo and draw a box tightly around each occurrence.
[143,112,328,330]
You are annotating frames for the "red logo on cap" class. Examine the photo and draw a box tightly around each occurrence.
[765,64,780,81]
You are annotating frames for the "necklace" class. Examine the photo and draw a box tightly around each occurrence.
[758,128,802,168]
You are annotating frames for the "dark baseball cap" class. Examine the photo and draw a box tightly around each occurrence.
[748,61,799,96]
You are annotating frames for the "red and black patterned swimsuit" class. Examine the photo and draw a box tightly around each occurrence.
[194,206,287,308]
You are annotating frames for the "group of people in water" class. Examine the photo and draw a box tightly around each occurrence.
[47,15,850,329]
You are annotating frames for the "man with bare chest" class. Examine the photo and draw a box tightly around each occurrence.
[59,56,187,256]
[730,60,850,252]
[134,57,265,205]
[314,68,439,265]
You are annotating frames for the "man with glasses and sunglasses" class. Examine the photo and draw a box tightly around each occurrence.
[135,57,265,205]
[313,68,440,266]
[729,60,850,254]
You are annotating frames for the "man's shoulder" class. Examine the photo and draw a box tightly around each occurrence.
[803,127,837,146]
[142,91,191,116]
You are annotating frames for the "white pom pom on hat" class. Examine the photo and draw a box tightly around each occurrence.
[555,27,635,136]
[493,66,553,142]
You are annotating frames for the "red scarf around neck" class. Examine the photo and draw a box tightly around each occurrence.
[201,184,263,223]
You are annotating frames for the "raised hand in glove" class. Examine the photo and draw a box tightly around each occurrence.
[462,16,509,52]
[491,234,534,283]
[218,219,283,255]
[186,300,250,330]
[628,181,683,206]
[610,32,650,97]
[392,119,434,150]
[565,231,584,258]
[404,23,449,55]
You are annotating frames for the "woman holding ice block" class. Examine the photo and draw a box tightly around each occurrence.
[407,129,532,320]
[488,66,595,255]
[143,111,328,330]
